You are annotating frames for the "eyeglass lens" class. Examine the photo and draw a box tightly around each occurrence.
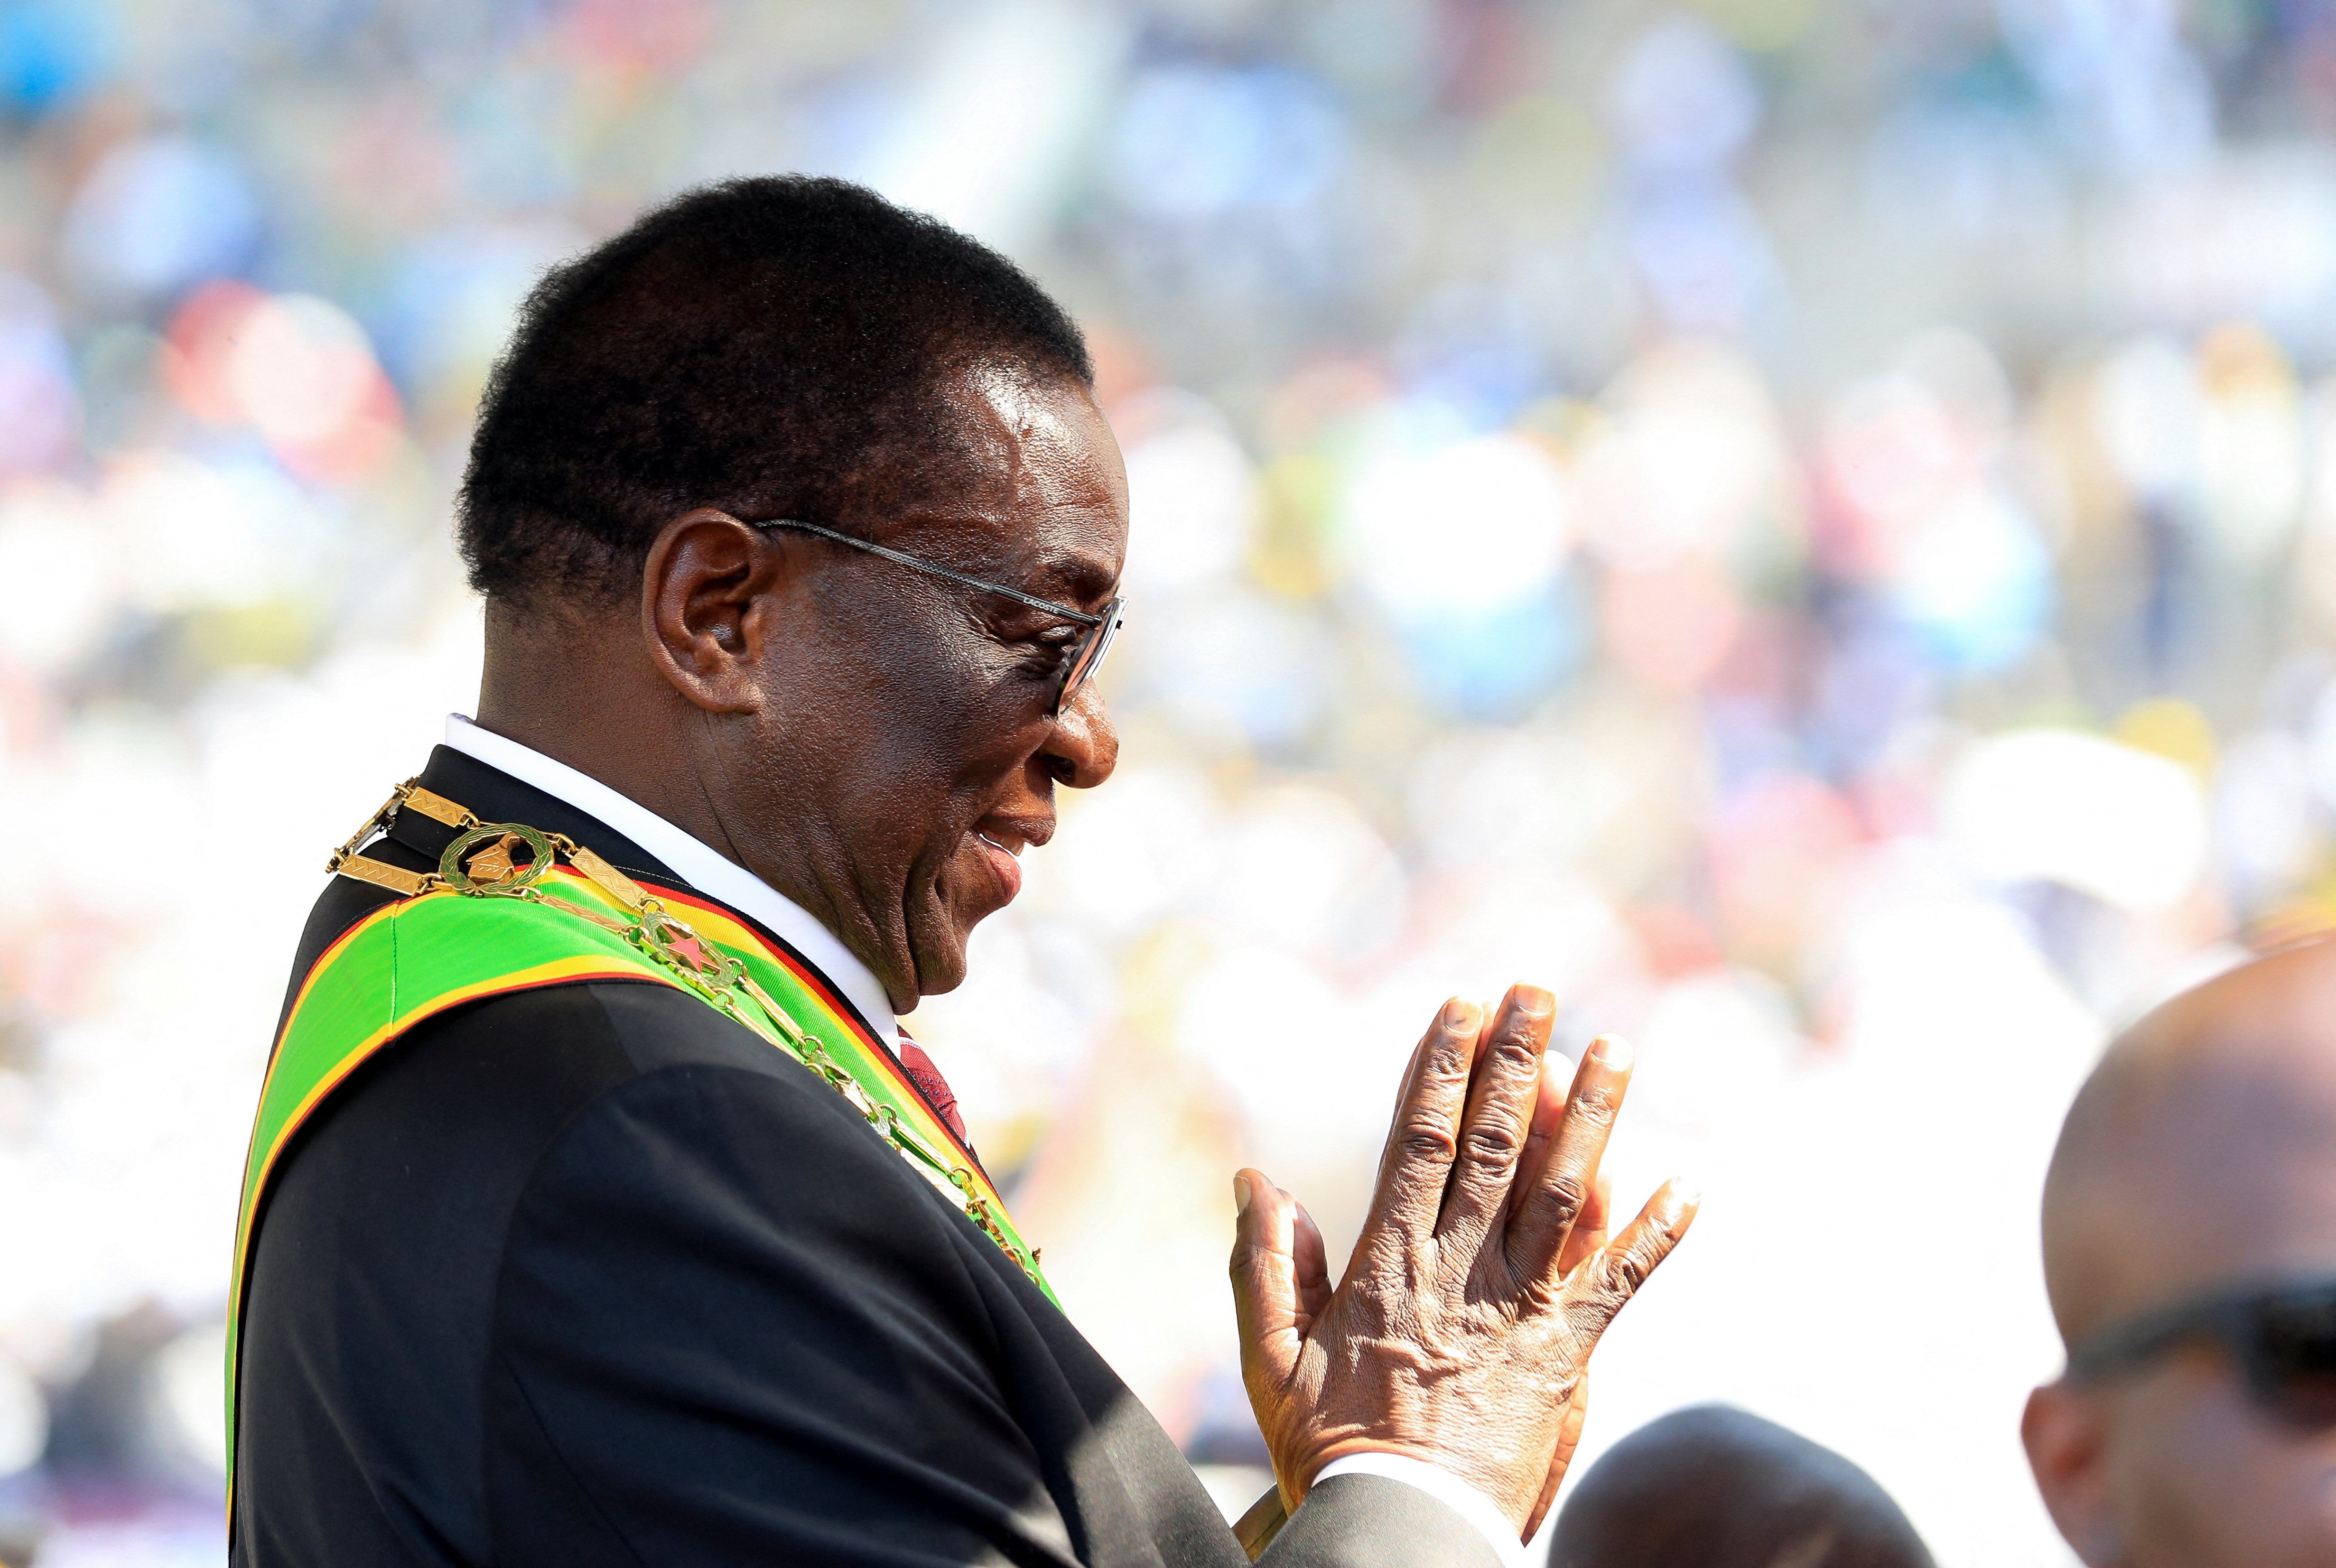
[2244,1290,2336,1428]
[1052,599,1123,714]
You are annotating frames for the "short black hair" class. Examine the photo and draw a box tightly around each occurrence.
[1551,1405,1934,1568]
[457,175,1093,608]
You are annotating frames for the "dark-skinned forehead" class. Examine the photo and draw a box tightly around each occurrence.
[879,366,1126,611]
[876,511,1122,614]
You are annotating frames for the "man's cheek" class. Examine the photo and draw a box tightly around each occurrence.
[2270,1431,2336,1564]
[2147,1385,2312,1566]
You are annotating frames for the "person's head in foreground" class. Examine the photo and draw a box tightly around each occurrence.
[1546,1404,1934,1568]
[461,173,1123,1011]
[2026,937,2336,1567]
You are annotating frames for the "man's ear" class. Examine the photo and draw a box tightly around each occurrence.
[2023,1380,2126,1567]
[639,509,783,713]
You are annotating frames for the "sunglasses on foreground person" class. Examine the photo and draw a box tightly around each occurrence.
[2026,938,2336,1568]
[2068,1275,2336,1431]
[226,175,1697,1568]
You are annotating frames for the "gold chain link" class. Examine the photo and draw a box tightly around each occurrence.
[324,787,1045,1285]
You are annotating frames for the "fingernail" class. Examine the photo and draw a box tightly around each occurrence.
[1668,1175,1702,1209]
[1513,985,1554,1018]
[1591,1034,1633,1070]
[1234,1174,1254,1216]
[1442,998,1475,1029]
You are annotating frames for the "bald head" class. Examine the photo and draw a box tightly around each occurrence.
[1549,1406,1933,1568]
[2042,939,2336,1346]
[2024,939,2336,1568]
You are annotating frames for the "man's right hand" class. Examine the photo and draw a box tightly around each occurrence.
[1229,985,1698,1537]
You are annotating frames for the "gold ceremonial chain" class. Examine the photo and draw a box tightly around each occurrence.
[328,779,1041,1282]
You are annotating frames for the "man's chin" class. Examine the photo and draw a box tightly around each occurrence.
[902,902,982,1002]
[903,853,1019,1000]
[904,937,970,1000]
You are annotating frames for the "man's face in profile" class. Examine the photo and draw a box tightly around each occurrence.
[719,364,1128,1006]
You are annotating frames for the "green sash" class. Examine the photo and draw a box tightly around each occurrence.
[228,852,1051,1495]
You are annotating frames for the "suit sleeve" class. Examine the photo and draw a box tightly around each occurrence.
[484,1039,1502,1568]
[1262,1476,1505,1568]
[484,1057,1084,1568]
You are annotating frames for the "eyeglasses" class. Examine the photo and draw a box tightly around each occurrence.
[752,518,1123,717]
[2068,1274,2336,1428]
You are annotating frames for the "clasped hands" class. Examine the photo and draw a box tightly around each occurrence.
[1231,984,1698,1542]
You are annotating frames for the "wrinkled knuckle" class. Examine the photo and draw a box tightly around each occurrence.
[1601,1239,1661,1299]
[1486,1030,1540,1074]
[1461,1119,1524,1170]
[1420,1037,1471,1086]
[1397,1117,1459,1162]
[1541,1172,1588,1222]
[1570,1084,1621,1127]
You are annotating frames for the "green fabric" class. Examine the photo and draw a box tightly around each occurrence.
[228,869,1051,1494]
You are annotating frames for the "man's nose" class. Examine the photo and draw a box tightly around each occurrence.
[1041,681,1117,789]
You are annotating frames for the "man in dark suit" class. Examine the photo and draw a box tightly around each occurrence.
[233,176,1697,1567]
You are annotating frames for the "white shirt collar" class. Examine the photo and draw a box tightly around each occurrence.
[440,714,901,1048]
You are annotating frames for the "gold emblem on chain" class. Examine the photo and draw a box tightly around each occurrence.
[326,781,1043,1284]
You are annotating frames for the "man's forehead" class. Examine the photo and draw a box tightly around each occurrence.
[945,360,1121,475]
[2061,1172,2336,1343]
[2050,1015,2336,1332]
[904,363,1126,592]
[900,496,1123,576]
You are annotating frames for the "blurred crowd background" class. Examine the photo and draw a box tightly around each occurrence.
[3,0,2335,1561]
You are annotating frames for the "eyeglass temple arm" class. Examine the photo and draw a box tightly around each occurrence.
[756,518,1104,625]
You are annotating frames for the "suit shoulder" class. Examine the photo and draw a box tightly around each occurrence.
[574,977,843,1082]
[273,973,852,1204]
[441,982,947,1218]
[517,1012,952,1213]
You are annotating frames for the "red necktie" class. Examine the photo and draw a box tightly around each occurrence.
[894,1031,968,1145]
